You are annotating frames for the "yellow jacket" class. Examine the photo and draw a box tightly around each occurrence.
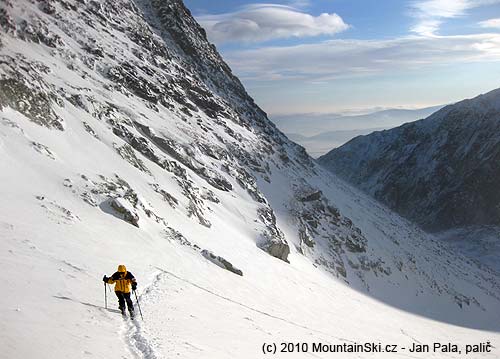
[106,265,136,293]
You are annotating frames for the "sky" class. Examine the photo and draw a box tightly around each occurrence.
[183,0,500,115]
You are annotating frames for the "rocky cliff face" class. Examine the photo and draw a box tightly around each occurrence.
[319,88,500,232]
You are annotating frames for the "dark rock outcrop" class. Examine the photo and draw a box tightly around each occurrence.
[201,250,243,276]
[110,198,140,227]
[0,78,63,130]
[257,207,290,262]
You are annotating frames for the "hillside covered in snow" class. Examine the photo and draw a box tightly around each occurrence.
[319,88,500,271]
[1,0,500,358]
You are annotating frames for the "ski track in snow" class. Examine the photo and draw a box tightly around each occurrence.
[123,274,161,359]
[126,319,158,359]
[53,286,159,359]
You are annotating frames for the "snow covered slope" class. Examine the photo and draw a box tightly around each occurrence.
[1,1,500,358]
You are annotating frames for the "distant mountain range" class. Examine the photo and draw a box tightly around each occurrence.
[273,106,443,157]
[287,128,386,158]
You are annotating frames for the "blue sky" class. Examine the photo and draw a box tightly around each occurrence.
[184,0,500,115]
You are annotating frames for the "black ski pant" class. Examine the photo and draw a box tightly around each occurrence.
[115,291,134,311]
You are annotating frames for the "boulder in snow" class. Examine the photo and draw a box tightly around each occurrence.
[109,197,140,227]
[257,207,290,262]
[259,240,290,263]
[201,250,243,276]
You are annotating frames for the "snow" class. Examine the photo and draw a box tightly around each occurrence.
[0,1,499,358]
[436,226,500,273]
[2,106,499,358]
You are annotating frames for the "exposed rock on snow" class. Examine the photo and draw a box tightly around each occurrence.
[109,197,140,228]
[298,222,315,249]
[31,141,56,160]
[257,207,290,262]
[114,143,152,175]
[150,183,179,208]
[300,190,322,202]
[36,196,81,224]
[164,226,199,248]
[287,184,371,278]
[82,122,99,139]
[201,249,243,276]
[0,78,63,130]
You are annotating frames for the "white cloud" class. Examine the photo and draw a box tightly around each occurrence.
[412,0,471,18]
[480,18,500,28]
[410,20,442,36]
[410,0,500,36]
[224,34,500,82]
[196,4,349,44]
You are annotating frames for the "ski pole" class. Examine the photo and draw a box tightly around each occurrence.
[133,290,144,320]
[104,282,107,309]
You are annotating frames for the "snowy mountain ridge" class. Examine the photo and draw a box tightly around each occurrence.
[319,87,500,232]
[319,88,500,271]
[1,0,500,358]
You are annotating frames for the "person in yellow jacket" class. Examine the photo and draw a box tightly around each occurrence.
[103,265,137,316]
